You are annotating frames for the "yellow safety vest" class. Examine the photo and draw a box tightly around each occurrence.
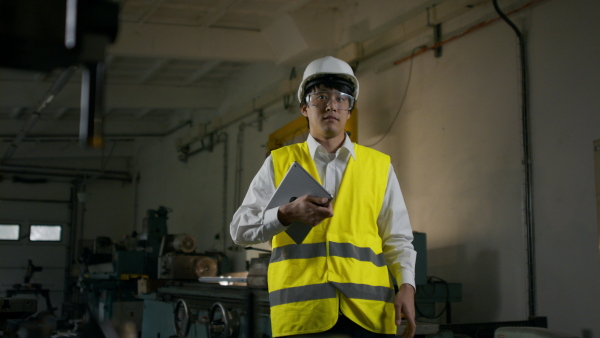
[268,142,395,336]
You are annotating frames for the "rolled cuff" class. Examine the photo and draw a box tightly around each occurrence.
[396,269,416,292]
[262,207,288,238]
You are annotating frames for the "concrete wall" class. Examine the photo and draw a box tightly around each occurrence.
[357,0,600,334]
[528,0,600,336]
[359,20,529,323]
[79,179,135,240]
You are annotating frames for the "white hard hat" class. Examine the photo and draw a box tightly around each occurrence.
[297,56,359,103]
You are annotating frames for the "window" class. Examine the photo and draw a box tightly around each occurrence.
[29,225,62,242]
[0,224,20,240]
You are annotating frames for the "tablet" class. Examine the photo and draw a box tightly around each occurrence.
[266,162,332,244]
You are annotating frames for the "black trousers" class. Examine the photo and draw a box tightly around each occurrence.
[281,314,396,338]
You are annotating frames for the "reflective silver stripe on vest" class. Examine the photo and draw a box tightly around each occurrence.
[270,242,385,267]
[270,243,327,263]
[269,283,336,306]
[329,242,387,267]
[269,282,394,306]
[331,282,395,303]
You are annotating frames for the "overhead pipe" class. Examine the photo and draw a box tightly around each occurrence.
[177,95,272,153]
[390,0,545,67]
[2,66,77,163]
[0,197,70,204]
[0,119,192,142]
[493,0,536,318]
[0,137,135,143]
[0,120,190,182]
[0,168,131,182]
[1,163,130,177]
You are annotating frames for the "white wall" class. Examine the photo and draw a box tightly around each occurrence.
[356,0,600,334]
[528,0,600,335]
[359,20,529,323]
[80,179,135,239]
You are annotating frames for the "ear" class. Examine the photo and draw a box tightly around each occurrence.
[300,104,309,117]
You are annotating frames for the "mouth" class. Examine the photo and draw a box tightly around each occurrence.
[322,115,339,122]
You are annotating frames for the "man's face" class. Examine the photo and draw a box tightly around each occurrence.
[301,85,352,141]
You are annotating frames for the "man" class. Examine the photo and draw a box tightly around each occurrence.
[230,56,417,338]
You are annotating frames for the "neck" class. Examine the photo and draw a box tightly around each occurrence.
[311,132,346,153]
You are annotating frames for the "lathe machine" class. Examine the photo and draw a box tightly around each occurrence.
[140,277,271,338]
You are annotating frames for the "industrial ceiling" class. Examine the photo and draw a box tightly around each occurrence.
[0,0,534,178]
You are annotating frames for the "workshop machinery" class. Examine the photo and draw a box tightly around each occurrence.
[79,206,227,332]
[139,232,462,338]
[141,280,271,338]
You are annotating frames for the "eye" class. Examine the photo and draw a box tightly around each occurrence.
[316,94,328,100]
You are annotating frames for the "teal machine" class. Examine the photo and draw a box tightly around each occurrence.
[79,207,170,327]
[82,206,170,279]
[81,206,230,328]
[140,206,170,278]
[413,232,462,323]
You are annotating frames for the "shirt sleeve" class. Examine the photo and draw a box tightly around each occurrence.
[377,163,417,290]
[230,155,288,245]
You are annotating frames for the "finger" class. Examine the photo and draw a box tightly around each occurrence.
[402,323,414,338]
[406,318,416,338]
[395,308,402,326]
[402,326,410,338]
[316,206,333,219]
[309,210,333,226]
[306,195,330,205]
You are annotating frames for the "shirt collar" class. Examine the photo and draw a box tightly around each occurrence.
[307,133,356,160]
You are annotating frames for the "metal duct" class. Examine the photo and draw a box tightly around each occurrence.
[2,66,77,163]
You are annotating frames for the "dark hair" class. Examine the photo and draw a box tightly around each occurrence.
[300,75,354,106]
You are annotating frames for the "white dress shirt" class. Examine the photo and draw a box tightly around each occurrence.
[230,134,417,288]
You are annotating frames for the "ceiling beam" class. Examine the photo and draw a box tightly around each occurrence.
[138,0,167,23]
[139,58,170,82]
[53,107,69,120]
[108,22,276,62]
[201,0,244,27]
[134,108,153,119]
[10,107,24,119]
[184,60,221,85]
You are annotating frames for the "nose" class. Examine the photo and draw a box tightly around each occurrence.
[325,99,336,111]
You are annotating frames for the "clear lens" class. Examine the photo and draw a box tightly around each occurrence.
[306,91,354,111]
